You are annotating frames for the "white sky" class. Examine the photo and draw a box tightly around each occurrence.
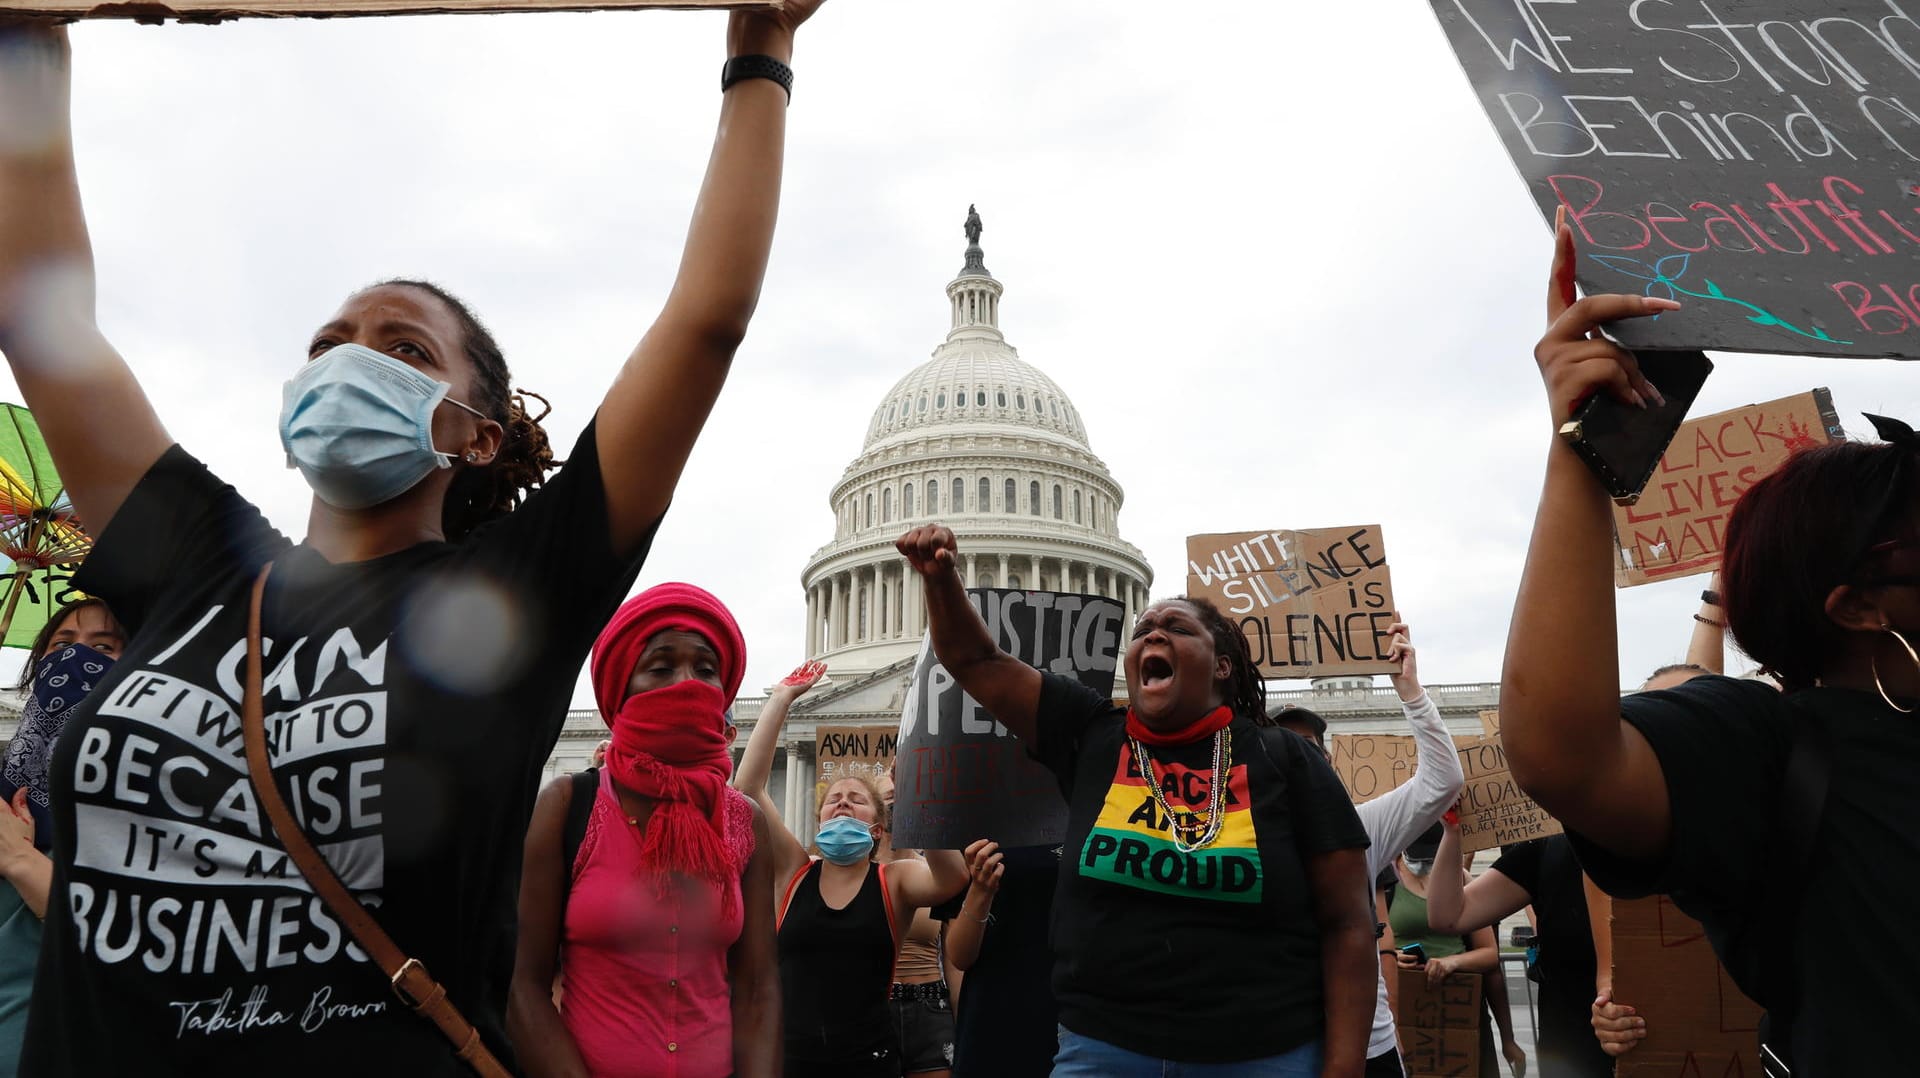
[1,2,1913,705]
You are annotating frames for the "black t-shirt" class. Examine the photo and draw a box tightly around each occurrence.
[1030,673,1368,1062]
[932,844,1061,1078]
[22,423,650,1077]
[1491,835,1609,1078]
[1568,676,1920,1077]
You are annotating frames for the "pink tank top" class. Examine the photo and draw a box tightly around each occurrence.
[560,767,755,1078]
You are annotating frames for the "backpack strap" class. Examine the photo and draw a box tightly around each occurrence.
[559,767,598,898]
[1756,702,1834,1075]
[776,861,814,930]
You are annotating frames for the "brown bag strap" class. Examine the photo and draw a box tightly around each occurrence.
[240,564,509,1078]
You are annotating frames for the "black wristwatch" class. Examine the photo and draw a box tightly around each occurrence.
[722,54,793,102]
[1701,589,1722,607]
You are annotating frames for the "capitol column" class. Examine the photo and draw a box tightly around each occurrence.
[1030,555,1042,591]
[829,574,845,649]
[865,567,879,642]
[997,554,1009,589]
[805,585,819,656]
[782,739,803,825]
[903,563,922,637]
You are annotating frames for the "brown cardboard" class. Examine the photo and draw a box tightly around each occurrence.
[1185,525,1396,677]
[1613,389,1841,587]
[0,0,769,20]
[1329,732,1418,804]
[1452,736,1560,854]
[812,723,895,819]
[1611,896,1762,1078]
[1394,967,1482,1077]
[1478,709,1501,738]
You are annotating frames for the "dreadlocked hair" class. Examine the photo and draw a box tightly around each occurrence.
[375,280,558,543]
[1169,595,1269,724]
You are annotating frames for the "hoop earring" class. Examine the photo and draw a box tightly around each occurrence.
[1872,625,1919,714]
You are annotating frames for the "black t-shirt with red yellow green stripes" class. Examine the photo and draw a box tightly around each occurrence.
[1030,673,1368,1063]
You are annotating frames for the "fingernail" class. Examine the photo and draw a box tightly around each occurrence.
[1645,382,1667,407]
[1647,298,1682,311]
[1556,205,1566,231]
[1627,389,1647,409]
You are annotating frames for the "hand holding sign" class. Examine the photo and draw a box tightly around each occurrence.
[963,838,1003,895]
[896,524,960,579]
[1383,621,1422,702]
[1590,989,1646,1058]
[1538,215,1677,426]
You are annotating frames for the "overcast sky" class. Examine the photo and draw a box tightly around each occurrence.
[1,1,1913,705]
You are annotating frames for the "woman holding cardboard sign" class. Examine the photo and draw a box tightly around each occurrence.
[0,5,825,1075]
[1499,212,1920,1075]
[896,523,1377,1078]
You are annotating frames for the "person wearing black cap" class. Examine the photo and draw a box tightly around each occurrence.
[1275,622,1469,1078]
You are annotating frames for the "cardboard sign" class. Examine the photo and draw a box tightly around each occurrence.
[0,0,769,18]
[1428,1,1920,359]
[1477,710,1501,738]
[1329,732,1418,804]
[1454,736,1560,855]
[1185,526,1397,678]
[1394,967,1482,1078]
[1614,389,1845,586]
[1612,896,1763,1077]
[812,724,896,820]
[890,589,1123,850]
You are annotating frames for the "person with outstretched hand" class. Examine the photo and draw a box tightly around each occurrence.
[0,4,824,1073]
[1499,210,1920,1076]
[896,524,1375,1078]
[1275,621,1467,1078]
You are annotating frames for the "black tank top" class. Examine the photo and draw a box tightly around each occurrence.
[777,859,896,1061]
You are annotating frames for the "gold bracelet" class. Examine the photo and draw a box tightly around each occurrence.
[1693,613,1726,629]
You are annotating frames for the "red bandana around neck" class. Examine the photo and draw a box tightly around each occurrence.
[601,678,743,904]
[1126,704,1233,747]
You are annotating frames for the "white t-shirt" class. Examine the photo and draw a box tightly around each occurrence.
[1355,692,1466,1063]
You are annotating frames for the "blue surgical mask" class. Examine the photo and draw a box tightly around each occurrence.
[279,343,488,510]
[815,816,876,866]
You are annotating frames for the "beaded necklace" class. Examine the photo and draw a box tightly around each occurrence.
[1129,725,1233,854]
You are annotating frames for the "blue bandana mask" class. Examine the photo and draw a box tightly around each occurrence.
[1,643,115,852]
[815,816,876,866]
[279,343,488,510]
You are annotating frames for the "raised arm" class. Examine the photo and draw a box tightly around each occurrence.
[507,778,592,1078]
[896,525,1041,743]
[592,2,826,556]
[1686,571,1726,674]
[888,845,968,912]
[943,839,1002,972]
[1424,815,1531,934]
[1355,623,1465,861]
[732,662,822,880]
[1502,212,1679,859]
[0,28,171,533]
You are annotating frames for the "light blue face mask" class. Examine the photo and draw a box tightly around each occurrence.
[279,343,488,510]
[815,816,876,866]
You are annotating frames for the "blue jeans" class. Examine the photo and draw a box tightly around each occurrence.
[1052,1026,1325,1077]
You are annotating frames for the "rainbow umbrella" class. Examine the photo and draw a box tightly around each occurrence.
[0,404,91,648]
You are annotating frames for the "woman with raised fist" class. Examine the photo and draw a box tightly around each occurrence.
[896,523,1376,1078]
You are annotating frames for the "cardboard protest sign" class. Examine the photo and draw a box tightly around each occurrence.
[812,724,895,819]
[1454,736,1559,854]
[1329,732,1418,804]
[1611,896,1762,1077]
[1394,967,1482,1078]
[1185,526,1397,678]
[1614,389,1844,586]
[1477,710,1500,738]
[1,0,768,19]
[1428,2,1920,359]
[890,588,1123,850]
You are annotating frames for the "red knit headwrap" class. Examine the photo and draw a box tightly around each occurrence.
[591,582,747,715]
[587,583,751,908]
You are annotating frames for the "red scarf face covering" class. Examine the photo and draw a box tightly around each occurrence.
[602,678,742,903]
[1126,704,1233,747]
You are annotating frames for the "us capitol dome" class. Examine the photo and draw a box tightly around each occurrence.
[798,208,1154,678]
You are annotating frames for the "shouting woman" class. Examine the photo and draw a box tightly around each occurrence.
[896,524,1376,1078]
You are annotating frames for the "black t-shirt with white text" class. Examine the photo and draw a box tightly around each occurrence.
[1568,676,1920,1077]
[22,422,649,1076]
[1030,673,1368,1063]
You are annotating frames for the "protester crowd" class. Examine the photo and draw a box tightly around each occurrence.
[0,5,1916,1077]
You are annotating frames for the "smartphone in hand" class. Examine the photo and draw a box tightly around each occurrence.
[1558,349,1714,505]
